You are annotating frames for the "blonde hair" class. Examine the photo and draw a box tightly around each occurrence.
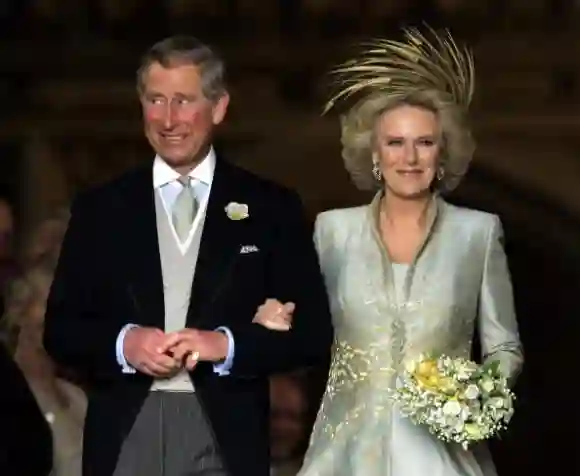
[340,89,475,193]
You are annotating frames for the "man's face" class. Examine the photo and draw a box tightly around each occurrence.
[139,62,229,171]
[0,200,14,259]
[270,376,308,461]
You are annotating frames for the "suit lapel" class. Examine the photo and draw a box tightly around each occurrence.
[187,159,244,326]
[122,166,165,329]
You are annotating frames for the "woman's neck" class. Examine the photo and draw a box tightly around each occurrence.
[381,191,433,229]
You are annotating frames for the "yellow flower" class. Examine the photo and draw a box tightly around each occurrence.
[412,359,442,390]
[415,375,438,392]
[438,377,457,393]
[416,359,438,377]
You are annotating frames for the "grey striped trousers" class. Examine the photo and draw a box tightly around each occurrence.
[112,391,228,476]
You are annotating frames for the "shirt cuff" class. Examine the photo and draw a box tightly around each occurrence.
[116,324,139,374]
[213,326,235,376]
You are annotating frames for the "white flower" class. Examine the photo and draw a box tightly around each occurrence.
[391,354,515,449]
[467,401,482,415]
[464,423,484,439]
[442,400,462,417]
[487,397,505,409]
[464,384,480,400]
[456,362,477,381]
[225,202,249,220]
[479,378,494,393]
[449,417,465,433]
[502,393,514,411]
[504,407,515,423]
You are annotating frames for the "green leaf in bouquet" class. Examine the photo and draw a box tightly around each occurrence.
[479,359,501,376]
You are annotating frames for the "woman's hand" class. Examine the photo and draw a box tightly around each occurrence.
[252,299,295,331]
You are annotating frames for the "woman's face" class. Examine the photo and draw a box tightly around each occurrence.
[374,105,441,199]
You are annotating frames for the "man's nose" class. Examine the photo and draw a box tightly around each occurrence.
[162,104,178,128]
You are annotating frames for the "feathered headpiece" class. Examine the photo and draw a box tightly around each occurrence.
[323,26,475,114]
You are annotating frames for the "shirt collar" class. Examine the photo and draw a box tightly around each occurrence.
[153,147,216,189]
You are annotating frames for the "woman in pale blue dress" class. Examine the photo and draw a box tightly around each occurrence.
[254,27,523,475]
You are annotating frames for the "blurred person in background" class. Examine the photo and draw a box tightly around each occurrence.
[0,194,18,316]
[1,208,69,349]
[2,259,86,476]
[270,372,311,476]
[0,339,53,476]
[21,208,69,270]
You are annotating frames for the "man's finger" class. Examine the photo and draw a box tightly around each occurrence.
[170,342,195,362]
[140,366,167,378]
[138,366,159,377]
[185,359,198,371]
[155,332,184,354]
[147,350,181,371]
[141,360,174,377]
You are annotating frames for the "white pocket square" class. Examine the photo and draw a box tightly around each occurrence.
[240,245,259,254]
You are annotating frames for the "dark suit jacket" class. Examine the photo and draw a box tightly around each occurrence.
[0,343,53,476]
[43,158,333,476]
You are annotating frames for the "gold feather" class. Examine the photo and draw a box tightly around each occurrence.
[323,25,475,114]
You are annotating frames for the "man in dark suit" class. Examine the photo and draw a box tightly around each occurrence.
[43,36,332,476]
[0,342,52,476]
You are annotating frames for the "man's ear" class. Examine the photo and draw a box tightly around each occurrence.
[212,92,230,126]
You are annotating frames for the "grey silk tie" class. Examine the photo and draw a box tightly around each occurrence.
[172,176,198,242]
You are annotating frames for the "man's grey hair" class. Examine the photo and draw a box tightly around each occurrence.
[136,36,227,101]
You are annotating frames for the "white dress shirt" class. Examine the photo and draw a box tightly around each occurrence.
[153,149,214,254]
[115,148,234,376]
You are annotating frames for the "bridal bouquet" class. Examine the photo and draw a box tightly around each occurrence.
[391,355,515,449]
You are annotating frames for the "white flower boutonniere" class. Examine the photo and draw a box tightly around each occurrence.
[225,202,249,220]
